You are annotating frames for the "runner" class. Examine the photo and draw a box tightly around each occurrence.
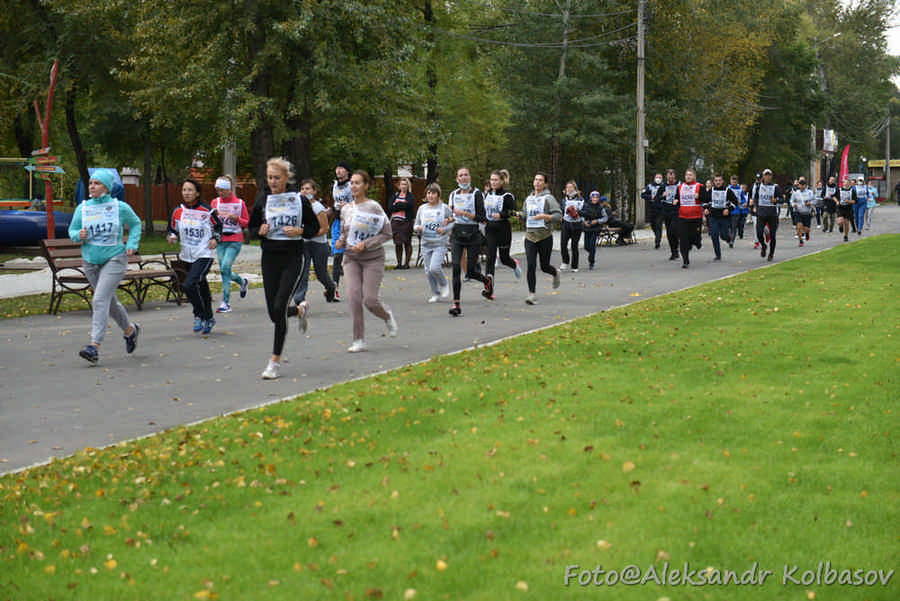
[167,178,223,334]
[789,178,814,246]
[821,176,838,233]
[335,170,397,351]
[482,169,521,296]
[853,177,868,236]
[703,174,734,261]
[728,176,748,241]
[387,177,416,269]
[447,166,492,316]
[559,180,584,272]
[865,180,878,229]
[413,182,453,302]
[653,169,681,260]
[518,172,561,304]
[836,177,857,242]
[248,157,312,380]
[642,173,664,249]
[581,191,607,270]
[813,180,825,228]
[750,168,784,261]
[328,161,353,302]
[68,168,142,364]
[675,168,705,268]
[210,175,250,313]
[293,178,336,305]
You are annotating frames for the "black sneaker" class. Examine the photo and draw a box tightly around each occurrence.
[449,304,462,317]
[682,262,689,269]
[767,255,774,262]
[324,288,336,303]
[124,323,140,354]
[239,278,249,299]
[760,244,767,257]
[79,344,99,364]
[669,254,678,261]
[481,274,494,300]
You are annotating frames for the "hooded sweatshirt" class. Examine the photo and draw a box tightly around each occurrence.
[68,169,142,265]
[522,189,562,242]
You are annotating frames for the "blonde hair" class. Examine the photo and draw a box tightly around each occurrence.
[491,169,510,187]
[266,157,295,184]
[565,179,580,195]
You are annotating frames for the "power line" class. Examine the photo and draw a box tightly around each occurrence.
[433,22,636,49]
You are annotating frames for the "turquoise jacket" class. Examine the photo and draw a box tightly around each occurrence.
[68,195,142,265]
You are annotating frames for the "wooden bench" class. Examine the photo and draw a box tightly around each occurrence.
[40,239,181,315]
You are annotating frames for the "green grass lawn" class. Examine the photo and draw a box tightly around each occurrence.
[2,237,897,601]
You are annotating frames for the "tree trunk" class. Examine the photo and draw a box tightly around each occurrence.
[282,105,312,180]
[143,122,154,233]
[64,82,91,190]
[13,111,35,197]
[383,167,394,208]
[550,0,571,188]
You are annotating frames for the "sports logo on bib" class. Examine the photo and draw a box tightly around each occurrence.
[82,202,120,247]
[348,211,385,246]
[265,193,301,240]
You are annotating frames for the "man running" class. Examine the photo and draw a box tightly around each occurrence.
[675,169,706,268]
[653,169,681,260]
[790,178,814,246]
[750,169,784,262]
[704,174,735,261]
[642,173,664,249]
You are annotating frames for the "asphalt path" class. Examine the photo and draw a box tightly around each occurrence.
[2,206,898,474]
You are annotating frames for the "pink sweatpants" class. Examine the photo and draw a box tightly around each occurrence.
[343,253,391,340]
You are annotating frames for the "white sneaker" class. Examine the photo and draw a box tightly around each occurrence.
[348,339,368,353]
[297,300,309,333]
[261,361,280,380]
[385,310,398,337]
[525,294,537,305]
[559,263,569,271]
[427,295,440,303]
[439,284,450,299]
[552,272,561,289]
[216,301,232,313]
[572,268,579,273]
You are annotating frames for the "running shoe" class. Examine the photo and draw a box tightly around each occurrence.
[261,361,280,380]
[385,310,398,337]
[844,235,848,241]
[347,339,368,353]
[764,227,771,244]
[333,290,342,302]
[325,288,336,303]
[79,344,99,364]
[799,239,804,247]
[805,232,810,240]
[572,268,579,273]
[513,259,522,280]
[239,278,249,298]
[202,317,216,334]
[297,300,309,334]
[216,302,232,313]
[193,317,203,332]
[449,304,462,317]
[439,284,450,300]
[767,255,773,262]
[481,274,494,300]
[559,263,569,271]
[525,294,537,305]
[760,243,767,258]
[552,271,561,289]
[669,253,679,261]
[124,323,140,354]
[427,295,440,304]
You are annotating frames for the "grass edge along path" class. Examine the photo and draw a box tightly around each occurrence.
[2,236,898,601]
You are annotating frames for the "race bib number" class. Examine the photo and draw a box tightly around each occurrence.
[452,191,476,225]
[348,212,385,246]
[179,208,211,250]
[664,184,678,203]
[680,185,697,207]
[265,193,301,240]
[525,196,545,229]
[421,206,445,240]
[710,190,728,209]
[82,203,120,246]
[757,184,776,207]
[217,201,242,234]
[484,193,502,221]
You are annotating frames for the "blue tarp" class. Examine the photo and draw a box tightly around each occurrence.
[73,168,126,203]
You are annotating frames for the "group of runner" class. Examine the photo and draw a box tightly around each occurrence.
[68,163,877,377]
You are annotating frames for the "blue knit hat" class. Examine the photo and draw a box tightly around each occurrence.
[90,169,118,194]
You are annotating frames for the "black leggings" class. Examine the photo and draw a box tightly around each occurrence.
[560,221,582,268]
[484,224,516,277]
[678,218,702,264]
[451,238,488,301]
[756,214,779,256]
[331,252,344,287]
[525,236,556,293]
[183,258,214,320]
[663,210,679,256]
[261,249,305,355]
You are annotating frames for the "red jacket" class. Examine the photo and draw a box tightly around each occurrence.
[677,182,705,220]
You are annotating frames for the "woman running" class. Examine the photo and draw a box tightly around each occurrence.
[482,169,521,298]
[388,177,415,269]
[447,166,492,316]
[335,170,397,352]
[559,180,584,271]
[413,182,453,302]
[293,178,336,304]
[167,178,223,334]
[248,157,311,379]
[518,172,561,304]
[210,175,250,313]
[581,191,607,270]
[328,161,353,301]
[68,168,142,364]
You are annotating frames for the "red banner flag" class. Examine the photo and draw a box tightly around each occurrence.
[839,144,850,185]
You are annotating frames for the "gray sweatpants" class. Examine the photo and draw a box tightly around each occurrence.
[343,253,390,341]
[82,254,131,345]
[422,245,448,296]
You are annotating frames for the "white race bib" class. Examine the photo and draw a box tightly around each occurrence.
[757,184,776,207]
[421,206,445,240]
[451,190,476,225]
[82,202,120,247]
[680,185,698,207]
[178,208,214,260]
[265,193,301,240]
[216,200,243,234]
[710,189,728,209]
[348,212,386,246]
[484,193,503,221]
[525,196,545,229]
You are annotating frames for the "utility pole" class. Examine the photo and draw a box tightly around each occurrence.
[634,0,646,226]
[885,114,891,202]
